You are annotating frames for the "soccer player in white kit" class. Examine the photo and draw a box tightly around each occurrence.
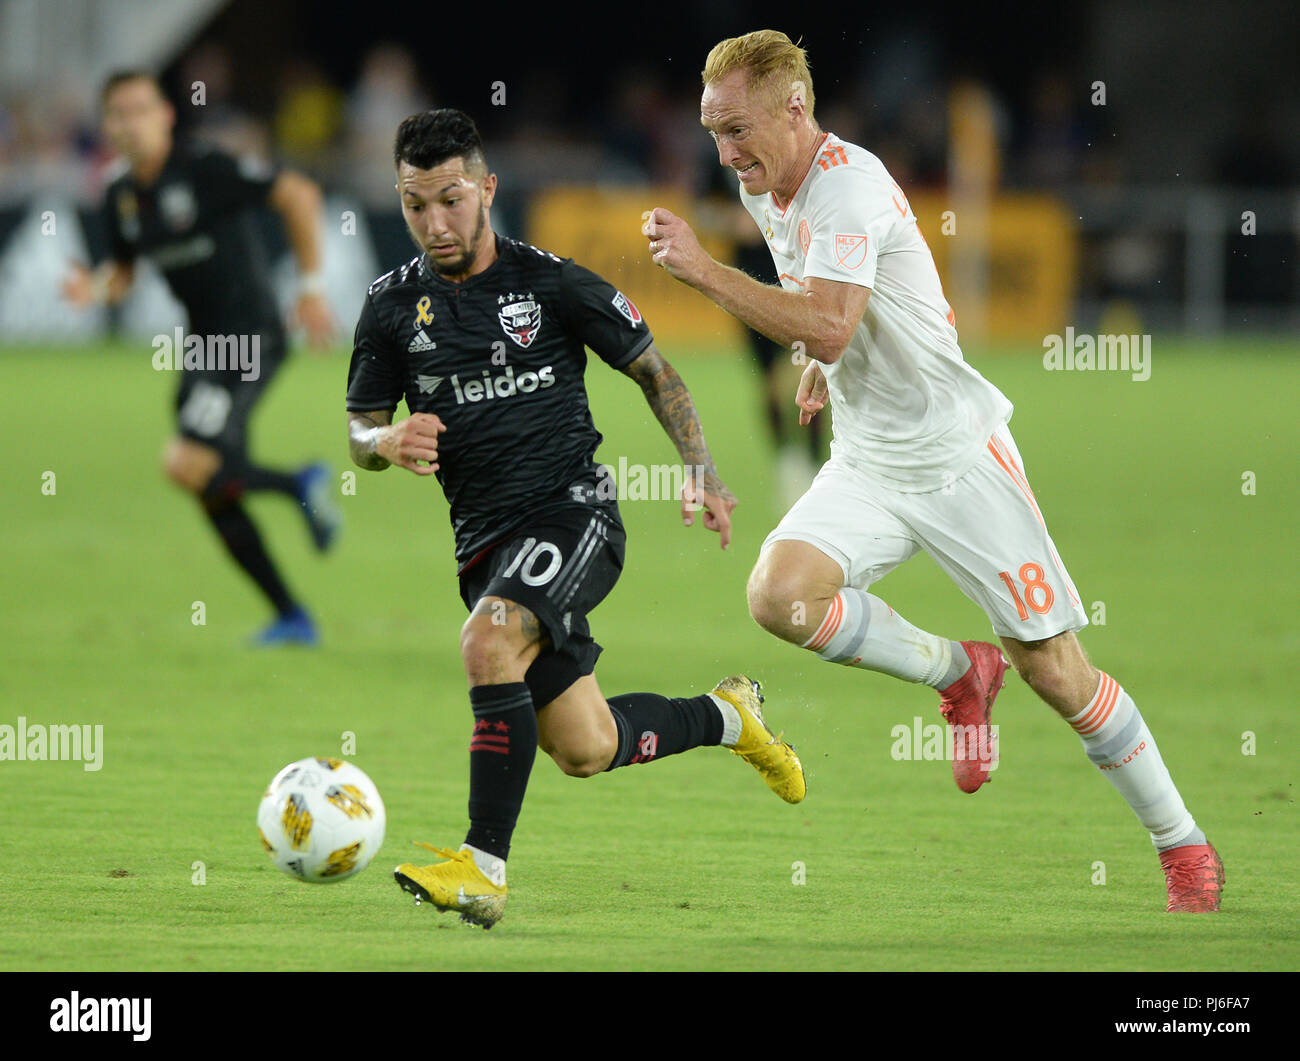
[642,30,1223,912]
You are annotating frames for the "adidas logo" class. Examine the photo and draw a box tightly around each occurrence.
[416,374,444,395]
[408,329,437,353]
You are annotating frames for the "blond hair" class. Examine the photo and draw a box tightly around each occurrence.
[702,30,815,118]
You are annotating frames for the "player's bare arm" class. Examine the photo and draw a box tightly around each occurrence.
[269,170,335,347]
[642,207,869,364]
[347,409,445,475]
[61,259,134,306]
[622,343,738,549]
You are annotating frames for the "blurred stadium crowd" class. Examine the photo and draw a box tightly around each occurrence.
[0,2,1297,337]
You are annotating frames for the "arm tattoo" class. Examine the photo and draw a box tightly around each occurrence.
[348,411,391,471]
[623,344,733,499]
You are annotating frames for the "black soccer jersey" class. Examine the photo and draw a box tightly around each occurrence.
[103,139,285,344]
[346,236,654,567]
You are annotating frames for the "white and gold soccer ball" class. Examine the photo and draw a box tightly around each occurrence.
[257,758,386,883]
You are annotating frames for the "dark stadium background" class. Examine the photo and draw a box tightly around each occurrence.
[1,0,1296,337]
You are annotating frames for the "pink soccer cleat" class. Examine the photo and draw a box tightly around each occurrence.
[938,640,1009,793]
[1160,843,1224,912]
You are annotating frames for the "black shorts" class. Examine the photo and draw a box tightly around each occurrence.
[174,340,287,457]
[458,504,626,707]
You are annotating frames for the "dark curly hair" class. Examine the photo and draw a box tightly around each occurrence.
[393,108,487,173]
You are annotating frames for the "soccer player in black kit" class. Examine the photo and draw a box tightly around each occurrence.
[64,71,340,644]
[347,109,806,927]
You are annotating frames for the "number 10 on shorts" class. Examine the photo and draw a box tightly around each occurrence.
[999,562,1055,621]
[502,537,563,587]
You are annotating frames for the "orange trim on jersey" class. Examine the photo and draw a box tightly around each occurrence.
[807,593,843,651]
[778,272,807,288]
[1072,673,1120,736]
[988,434,1084,612]
[771,133,831,219]
[1049,540,1082,608]
[889,179,911,218]
[946,307,956,326]
[816,144,849,170]
[987,439,1045,528]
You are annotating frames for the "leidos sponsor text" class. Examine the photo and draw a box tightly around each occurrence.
[0,717,103,771]
[418,365,555,404]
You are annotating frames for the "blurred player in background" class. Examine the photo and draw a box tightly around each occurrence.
[732,205,825,506]
[63,71,341,645]
[347,108,804,928]
[643,30,1222,912]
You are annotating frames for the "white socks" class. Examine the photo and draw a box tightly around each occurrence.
[803,588,969,689]
[709,694,743,747]
[463,844,507,886]
[1066,673,1202,850]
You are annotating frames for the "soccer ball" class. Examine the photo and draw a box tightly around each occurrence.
[257,757,386,883]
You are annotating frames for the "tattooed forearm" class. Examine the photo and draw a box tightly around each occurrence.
[348,410,392,470]
[622,344,732,498]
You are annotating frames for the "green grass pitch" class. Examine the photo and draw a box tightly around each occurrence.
[0,336,1295,971]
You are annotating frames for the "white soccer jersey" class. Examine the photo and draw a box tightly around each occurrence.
[740,132,1013,491]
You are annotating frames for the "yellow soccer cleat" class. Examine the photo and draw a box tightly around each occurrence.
[713,675,806,804]
[393,842,507,929]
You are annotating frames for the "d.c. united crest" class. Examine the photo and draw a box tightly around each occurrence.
[498,292,541,348]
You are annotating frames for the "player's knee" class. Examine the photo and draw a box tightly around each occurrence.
[162,448,200,492]
[162,443,213,494]
[746,564,801,638]
[459,619,516,683]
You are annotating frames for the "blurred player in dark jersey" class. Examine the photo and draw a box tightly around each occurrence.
[732,207,825,505]
[347,109,805,928]
[64,71,341,645]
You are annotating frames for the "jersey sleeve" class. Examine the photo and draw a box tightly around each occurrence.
[801,164,904,290]
[557,261,654,370]
[194,145,279,215]
[346,292,406,412]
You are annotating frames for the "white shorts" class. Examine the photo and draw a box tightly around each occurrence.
[763,423,1088,641]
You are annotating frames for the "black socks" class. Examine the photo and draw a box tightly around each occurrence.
[465,683,537,861]
[604,693,723,770]
[203,500,296,616]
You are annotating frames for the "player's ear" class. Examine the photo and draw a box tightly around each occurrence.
[787,81,807,120]
[481,172,498,209]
